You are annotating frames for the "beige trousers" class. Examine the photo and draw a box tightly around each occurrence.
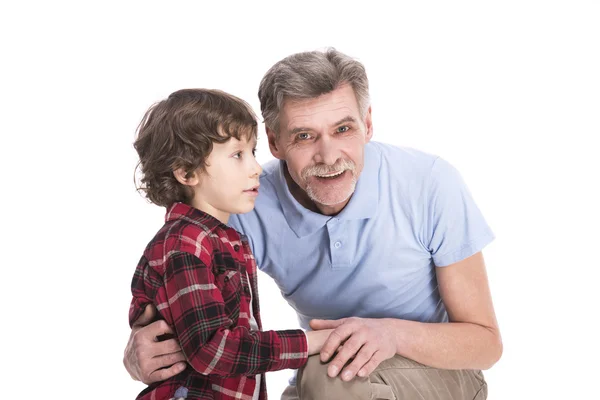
[281,355,487,400]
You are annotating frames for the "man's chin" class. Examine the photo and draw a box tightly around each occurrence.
[307,187,355,208]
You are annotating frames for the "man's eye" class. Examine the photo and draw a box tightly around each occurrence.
[297,133,311,140]
[337,126,350,133]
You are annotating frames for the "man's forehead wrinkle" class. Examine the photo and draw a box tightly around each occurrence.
[286,105,355,131]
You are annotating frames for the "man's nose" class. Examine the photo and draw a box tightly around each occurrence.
[314,136,341,166]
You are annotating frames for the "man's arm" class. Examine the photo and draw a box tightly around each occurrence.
[311,251,502,381]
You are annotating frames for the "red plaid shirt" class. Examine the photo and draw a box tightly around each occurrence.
[130,203,308,400]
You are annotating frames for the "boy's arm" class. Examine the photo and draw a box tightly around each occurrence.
[124,308,332,383]
[124,312,331,383]
[306,329,334,355]
[164,251,308,377]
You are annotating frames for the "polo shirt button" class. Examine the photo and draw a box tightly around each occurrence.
[234,244,240,251]
[334,241,342,249]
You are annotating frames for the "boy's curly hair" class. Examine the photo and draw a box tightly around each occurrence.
[134,89,258,208]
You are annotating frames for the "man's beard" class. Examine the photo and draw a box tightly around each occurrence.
[301,159,357,206]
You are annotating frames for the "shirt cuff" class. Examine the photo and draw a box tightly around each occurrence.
[273,329,308,370]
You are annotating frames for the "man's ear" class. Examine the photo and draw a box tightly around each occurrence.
[364,106,373,143]
[173,167,200,186]
[267,127,285,160]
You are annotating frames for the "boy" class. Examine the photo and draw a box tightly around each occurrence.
[129,89,331,399]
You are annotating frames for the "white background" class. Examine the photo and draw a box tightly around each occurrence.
[1,1,599,399]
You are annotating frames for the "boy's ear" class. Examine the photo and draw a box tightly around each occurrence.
[173,168,200,186]
[266,128,284,160]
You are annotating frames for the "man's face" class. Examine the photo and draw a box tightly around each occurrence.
[268,84,373,215]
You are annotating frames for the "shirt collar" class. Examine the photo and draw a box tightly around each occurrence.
[274,142,380,238]
[165,202,231,232]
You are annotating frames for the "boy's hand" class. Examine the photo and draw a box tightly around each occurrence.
[306,329,334,355]
[124,304,187,384]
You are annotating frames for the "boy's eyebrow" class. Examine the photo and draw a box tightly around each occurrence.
[231,137,258,149]
[288,116,357,135]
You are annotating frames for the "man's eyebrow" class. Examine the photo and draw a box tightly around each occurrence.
[289,126,312,135]
[332,116,357,126]
[288,116,357,135]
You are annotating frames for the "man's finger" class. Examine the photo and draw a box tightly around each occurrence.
[144,320,175,340]
[341,345,376,381]
[327,335,365,378]
[309,318,346,330]
[146,361,187,384]
[321,323,362,362]
[133,304,158,328]
[357,352,383,378]
[148,350,187,373]
[320,326,353,362]
[154,338,182,355]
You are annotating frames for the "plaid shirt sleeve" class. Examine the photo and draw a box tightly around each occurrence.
[164,250,308,377]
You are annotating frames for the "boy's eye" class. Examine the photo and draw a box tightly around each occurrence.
[233,152,242,159]
[252,148,257,157]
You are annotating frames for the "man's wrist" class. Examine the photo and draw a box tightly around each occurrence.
[385,317,410,355]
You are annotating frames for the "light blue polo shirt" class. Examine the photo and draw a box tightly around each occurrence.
[229,141,494,329]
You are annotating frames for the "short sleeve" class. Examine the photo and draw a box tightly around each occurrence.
[426,157,495,267]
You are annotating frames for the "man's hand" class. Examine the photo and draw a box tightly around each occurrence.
[310,317,396,381]
[305,329,334,355]
[124,304,187,384]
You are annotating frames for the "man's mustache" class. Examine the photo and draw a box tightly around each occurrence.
[301,159,356,179]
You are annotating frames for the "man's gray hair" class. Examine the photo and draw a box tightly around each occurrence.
[258,48,370,134]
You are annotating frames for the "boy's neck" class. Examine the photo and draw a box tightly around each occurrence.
[190,199,230,225]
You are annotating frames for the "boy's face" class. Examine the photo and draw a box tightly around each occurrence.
[191,136,262,224]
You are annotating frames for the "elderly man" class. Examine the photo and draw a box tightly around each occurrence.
[125,48,501,399]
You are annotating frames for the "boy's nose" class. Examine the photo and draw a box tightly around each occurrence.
[250,158,262,177]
